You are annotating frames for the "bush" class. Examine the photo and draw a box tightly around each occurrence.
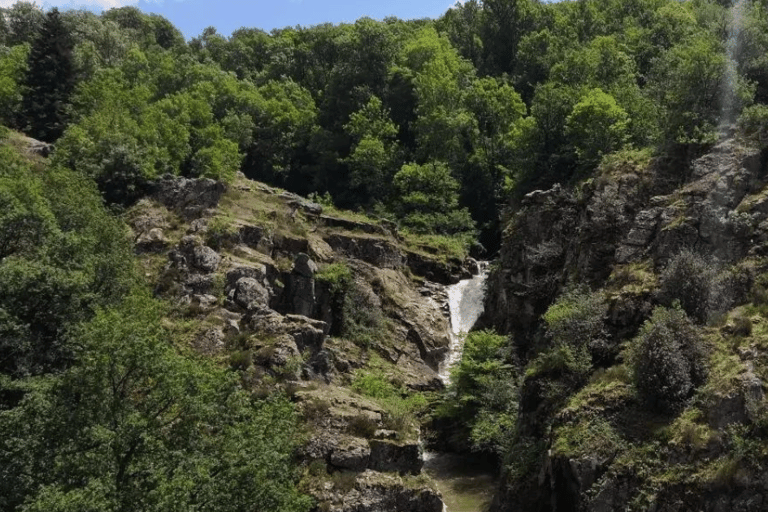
[543,286,608,360]
[738,103,768,141]
[630,306,708,413]
[315,262,353,295]
[439,330,518,455]
[657,249,718,324]
[341,284,390,348]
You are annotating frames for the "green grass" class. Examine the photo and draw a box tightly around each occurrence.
[350,369,427,438]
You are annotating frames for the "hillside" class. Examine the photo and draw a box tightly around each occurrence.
[5,0,768,511]
[478,134,768,511]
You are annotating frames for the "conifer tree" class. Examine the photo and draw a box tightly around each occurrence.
[20,8,74,142]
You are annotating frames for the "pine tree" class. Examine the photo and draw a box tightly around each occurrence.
[20,8,74,143]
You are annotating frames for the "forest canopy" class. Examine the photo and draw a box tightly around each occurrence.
[4,0,764,251]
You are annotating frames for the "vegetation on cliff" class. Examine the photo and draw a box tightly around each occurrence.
[4,0,768,510]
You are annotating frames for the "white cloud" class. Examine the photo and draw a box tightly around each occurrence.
[0,0,140,10]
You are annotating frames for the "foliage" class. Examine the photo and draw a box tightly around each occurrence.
[0,145,135,377]
[351,369,427,435]
[541,285,608,369]
[340,283,391,348]
[738,103,768,141]
[438,330,517,455]
[630,306,708,413]
[657,249,718,324]
[392,161,475,236]
[566,88,629,169]
[19,8,75,142]
[314,262,353,295]
[0,292,312,512]
[0,44,29,127]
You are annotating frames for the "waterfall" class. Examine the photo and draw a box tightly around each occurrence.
[438,263,489,384]
[423,264,493,512]
[722,0,747,129]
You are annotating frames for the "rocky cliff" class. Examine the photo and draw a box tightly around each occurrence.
[484,138,768,511]
[127,172,479,512]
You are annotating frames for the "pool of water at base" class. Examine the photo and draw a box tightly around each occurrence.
[423,450,497,512]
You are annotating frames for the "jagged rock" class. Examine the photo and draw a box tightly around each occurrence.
[320,215,390,235]
[707,370,765,429]
[135,227,169,253]
[190,294,218,312]
[154,175,226,219]
[239,224,265,248]
[279,191,324,216]
[368,439,422,475]
[27,138,53,157]
[615,207,662,263]
[283,253,318,317]
[253,334,301,377]
[184,274,215,295]
[247,311,327,354]
[309,238,336,262]
[325,234,404,269]
[330,438,371,471]
[232,277,270,310]
[192,245,221,272]
[192,327,226,356]
[323,470,442,512]
[293,253,318,278]
[404,251,461,285]
[274,234,310,254]
[227,265,269,288]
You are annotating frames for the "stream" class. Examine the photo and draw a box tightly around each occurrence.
[424,264,498,512]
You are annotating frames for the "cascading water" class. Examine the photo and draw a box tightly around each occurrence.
[439,264,489,384]
[722,0,748,129]
[424,264,496,512]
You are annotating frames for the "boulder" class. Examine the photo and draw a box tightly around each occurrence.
[232,277,270,311]
[279,190,324,216]
[368,439,423,475]
[326,470,443,512]
[154,175,226,219]
[330,438,371,471]
[192,245,221,272]
[247,311,328,354]
[226,265,269,288]
[288,254,318,317]
[253,335,302,378]
[325,234,405,269]
[135,227,169,253]
[293,253,318,278]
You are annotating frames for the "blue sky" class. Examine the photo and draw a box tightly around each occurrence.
[21,0,462,40]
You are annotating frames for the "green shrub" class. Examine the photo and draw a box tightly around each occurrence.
[439,330,518,455]
[657,249,717,324]
[543,286,608,360]
[526,344,592,381]
[341,284,390,349]
[738,103,768,141]
[351,369,427,437]
[630,306,707,413]
[315,262,353,295]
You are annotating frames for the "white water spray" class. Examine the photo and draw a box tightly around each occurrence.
[438,264,489,384]
[722,0,748,129]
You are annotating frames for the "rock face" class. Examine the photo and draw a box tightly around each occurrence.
[154,175,226,219]
[314,470,443,512]
[128,174,481,512]
[484,139,768,512]
[368,439,423,475]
